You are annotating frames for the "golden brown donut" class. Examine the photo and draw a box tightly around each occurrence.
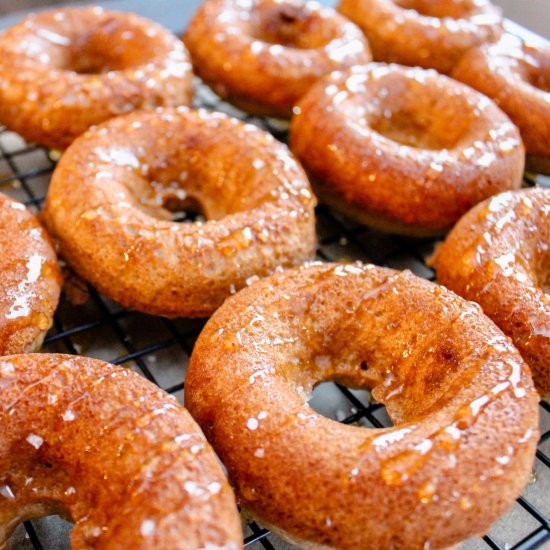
[0,353,242,550]
[186,262,539,550]
[291,64,525,236]
[0,193,61,356]
[184,0,371,118]
[338,0,502,75]
[43,107,316,318]
[0,7,193,150]
[452,35,550,174]
[432,188,550,397]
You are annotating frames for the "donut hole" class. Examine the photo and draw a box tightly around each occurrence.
[253,2,339,49]
[139,182,207,223]
[368,85,475,150]
[33,15,164,74]
[308,380,389,428]
[8,515,72,549]
[69,49,119,74]
[371,111,451,149]
[370,106,468,150]
[162,194,206,223]
[67,27,160,74]
[392,0,475,19]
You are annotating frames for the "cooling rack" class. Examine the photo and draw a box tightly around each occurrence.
[2,78,549,550]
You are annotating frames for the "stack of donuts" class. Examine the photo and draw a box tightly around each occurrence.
[0,1,548,549]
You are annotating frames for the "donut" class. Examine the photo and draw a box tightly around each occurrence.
[43,107,317,318]
[431,188,550,397]
[338,0,502,75]
[184,0,371,118]
[0,7,193,151]
[0,353,242,549]
[451,35,550,174]
[185,262,539,550]
[0,193,62,356]
[290,64,525,237]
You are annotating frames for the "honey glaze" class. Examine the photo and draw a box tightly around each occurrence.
[451,34,550,162]
[0,194,62,355]
[0,354,242,549]
[186,262,539,549]
[433,188,550,395]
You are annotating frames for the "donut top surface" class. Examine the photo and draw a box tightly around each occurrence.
[186,262,539,549]
[0,7,193,149]
[0,354,242,550]
[298,64,518,152]
[44,107,316,317]
[384,0,502,31]
[10,7,181,73]
[476,36,550,93]
[291,64,524,234]
[0,193,61,355]
[338,0,502,74]
[184,0,371,116]
[451,34,550,158]
[47,106,313,232]
[187,0,369,68]
[227,0,366,57]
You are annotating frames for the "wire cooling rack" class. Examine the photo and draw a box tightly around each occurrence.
[1,77,549,550]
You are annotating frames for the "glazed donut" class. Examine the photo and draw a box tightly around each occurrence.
[291,64,525,236]
[0,7,193,150]
[0,353,242,549]
[452,35,550,174]
[184,0,371,118]
[186,262,539,550]
[432,188,550,397]
[338,0,502,75]
[43,107,316,317]
[0,193,61,355]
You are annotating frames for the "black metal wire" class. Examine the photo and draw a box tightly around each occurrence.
[22,522,44,550]
[0,80,548,549]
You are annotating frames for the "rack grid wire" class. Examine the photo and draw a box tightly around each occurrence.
[1,79,549,550]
